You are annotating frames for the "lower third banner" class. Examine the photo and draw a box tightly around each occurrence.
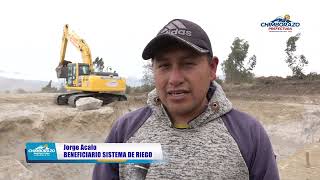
[25,142,163,164]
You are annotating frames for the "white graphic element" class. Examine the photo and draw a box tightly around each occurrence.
[28,144,55,153]
[107,81,119,87]
[160,20,192,36]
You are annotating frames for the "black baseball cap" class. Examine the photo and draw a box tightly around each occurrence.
[142,19,213,60]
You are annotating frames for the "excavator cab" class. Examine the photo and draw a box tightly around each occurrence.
[66,63,90,87]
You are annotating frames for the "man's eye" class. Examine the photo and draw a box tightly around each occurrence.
[185,62,195,66]
[158,64,169,68]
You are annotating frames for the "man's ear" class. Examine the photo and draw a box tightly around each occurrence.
[209,56,219,80]
[212,56,219,65]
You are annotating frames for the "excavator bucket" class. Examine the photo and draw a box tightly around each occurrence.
[56,60,71,78]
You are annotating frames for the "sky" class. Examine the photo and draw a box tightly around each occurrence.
[0,0,319,82]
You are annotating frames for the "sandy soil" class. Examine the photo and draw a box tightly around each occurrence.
[0,91,319,179]
[0,93,145,180]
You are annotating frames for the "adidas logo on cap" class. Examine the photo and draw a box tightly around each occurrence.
[142,19,213,60]
[159,20,192,37]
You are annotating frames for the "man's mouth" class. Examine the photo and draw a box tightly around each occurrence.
[167,90,190,96]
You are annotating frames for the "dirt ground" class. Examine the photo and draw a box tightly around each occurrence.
[0,83,319,179]
[0,93,145,180]
[227,80,320,180]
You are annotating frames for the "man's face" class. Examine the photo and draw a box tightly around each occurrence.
[152,46,218,120]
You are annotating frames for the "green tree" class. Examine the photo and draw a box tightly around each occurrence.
[285,33,308,78]
[222,37,256,83]
[93,57,105,72]
[142,62,154,87]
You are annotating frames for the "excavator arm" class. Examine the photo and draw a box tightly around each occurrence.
[56,24,94,78]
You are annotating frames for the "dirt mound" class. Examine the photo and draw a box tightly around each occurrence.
[0,156,34,180]
[223,78,320,97]
[232,99,320,160]
[0,93,145,180]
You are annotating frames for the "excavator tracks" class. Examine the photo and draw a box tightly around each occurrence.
[55,92,127,107]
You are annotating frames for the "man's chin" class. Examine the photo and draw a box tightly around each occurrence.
[166,104,193,116]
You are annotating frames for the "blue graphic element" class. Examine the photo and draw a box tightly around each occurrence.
[26,142,57,162]
[271,16,291,23]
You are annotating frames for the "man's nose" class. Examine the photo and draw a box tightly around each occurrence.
[168,68,184,86]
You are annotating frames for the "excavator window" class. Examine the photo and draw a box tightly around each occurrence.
[67,64,76,86]
[79,64,90,76]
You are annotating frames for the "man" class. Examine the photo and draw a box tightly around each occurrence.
[93,19,279,180]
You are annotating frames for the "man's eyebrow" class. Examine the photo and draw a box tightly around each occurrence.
[154,55,169,62]
[180,52,199,60]
[154,50,198,61]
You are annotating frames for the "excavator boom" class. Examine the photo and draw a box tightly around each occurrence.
[59,24,94,72]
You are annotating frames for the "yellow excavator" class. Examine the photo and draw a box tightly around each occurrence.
[55,24,127,107]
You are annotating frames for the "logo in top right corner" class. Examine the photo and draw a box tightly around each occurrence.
[261,14,300,32]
